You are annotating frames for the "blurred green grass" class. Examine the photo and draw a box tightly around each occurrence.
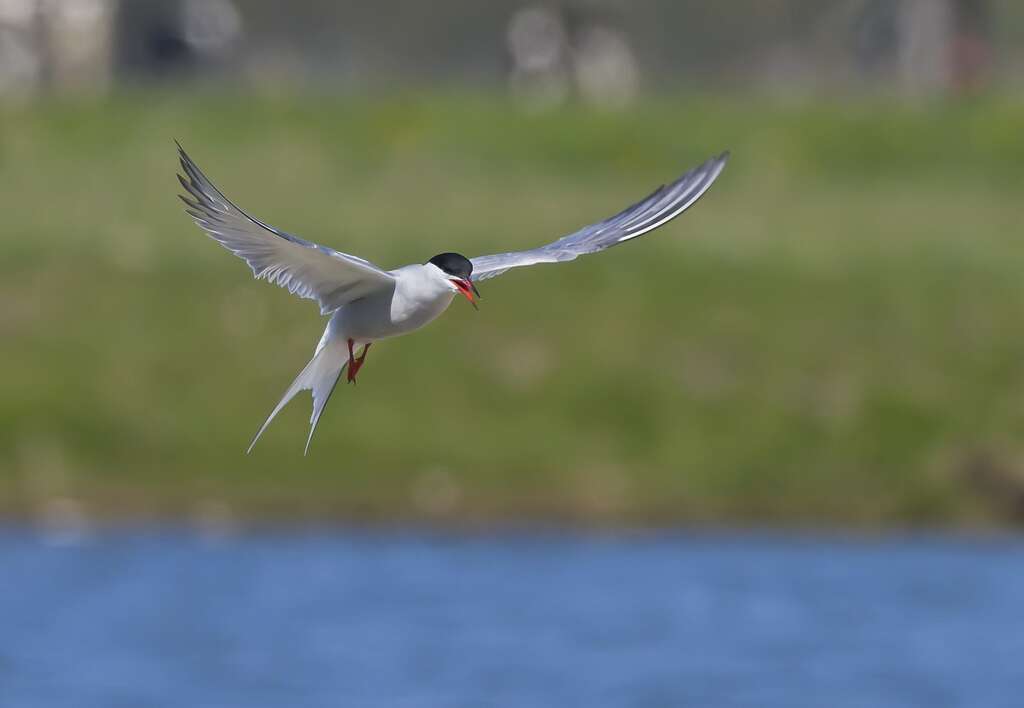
[2,91,1023,527]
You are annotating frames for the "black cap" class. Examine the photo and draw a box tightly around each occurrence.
[427,252,473,280]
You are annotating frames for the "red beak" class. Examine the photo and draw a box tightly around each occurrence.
[451,278,480,309]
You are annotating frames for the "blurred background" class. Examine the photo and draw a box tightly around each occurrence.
[2,1,1023,706]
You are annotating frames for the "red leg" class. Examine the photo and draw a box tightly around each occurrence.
[346,338,357,383]
[346,340,372,383]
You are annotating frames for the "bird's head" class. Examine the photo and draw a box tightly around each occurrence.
[428,252,481,309]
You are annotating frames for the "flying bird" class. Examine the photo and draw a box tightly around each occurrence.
[176,143,728,453]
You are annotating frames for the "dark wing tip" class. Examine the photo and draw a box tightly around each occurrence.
[176,141,197,176]
[175,141,209,188]
[174,139,189,166]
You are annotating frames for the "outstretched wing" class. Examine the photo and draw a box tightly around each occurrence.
[176,143,395,314]
[470,152,728,281]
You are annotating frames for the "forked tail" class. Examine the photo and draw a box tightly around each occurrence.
[246,339,348,455]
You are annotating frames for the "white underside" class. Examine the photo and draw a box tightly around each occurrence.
[249,263,460,454]
[321,262,457,349]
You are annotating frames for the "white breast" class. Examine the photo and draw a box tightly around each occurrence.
[331,264,455,341]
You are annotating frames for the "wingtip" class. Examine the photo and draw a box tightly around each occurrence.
[175,140,198,175]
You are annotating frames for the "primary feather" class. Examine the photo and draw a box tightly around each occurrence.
[470,152,729,281]
[176,142,395,314]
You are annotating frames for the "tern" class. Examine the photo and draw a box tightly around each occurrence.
[176,144,728,453]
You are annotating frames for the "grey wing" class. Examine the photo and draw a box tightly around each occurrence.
[470,152,728,281]
[176,143,395,314]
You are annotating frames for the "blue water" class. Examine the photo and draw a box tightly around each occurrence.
[1,529,1022,708]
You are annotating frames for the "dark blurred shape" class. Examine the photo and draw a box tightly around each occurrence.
[852,0,901,76]
[951,0,991,92]
[115,0,241,81]
[116,1,190,78]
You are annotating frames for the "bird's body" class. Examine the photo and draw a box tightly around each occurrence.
[337,263,456,342]
[176,143,728,453]
[247,260,467,454]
